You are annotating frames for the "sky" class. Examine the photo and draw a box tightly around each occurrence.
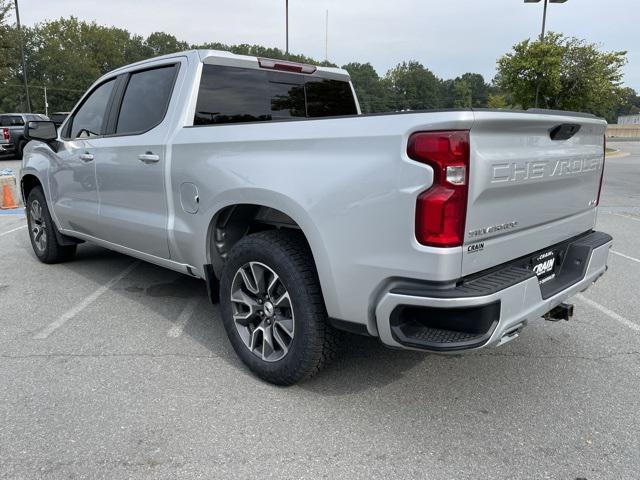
[12,0,640,91]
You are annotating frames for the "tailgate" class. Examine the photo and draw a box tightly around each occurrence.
[463,110,606,276]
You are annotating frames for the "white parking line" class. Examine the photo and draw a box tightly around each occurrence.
[0,224,27,237]
[611,250,640,264]
[167,296,201,338]
[612,212,640,223]
[33,261,139,340]
[576,294,640,333]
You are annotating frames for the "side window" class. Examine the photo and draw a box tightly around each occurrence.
[305,78,358,117]
[69,79,116,139]
[115,65,177,135]
[194,65,270,125]
[193,64,358,126]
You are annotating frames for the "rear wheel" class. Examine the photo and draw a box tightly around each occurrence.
[219,230,339,385]
[26,187,76,264]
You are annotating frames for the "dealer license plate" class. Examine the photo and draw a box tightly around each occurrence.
[530,250,557,284]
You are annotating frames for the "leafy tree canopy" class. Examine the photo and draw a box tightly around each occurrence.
[0,0,16,73]
[385,61,443,110]
[496,32,627,119]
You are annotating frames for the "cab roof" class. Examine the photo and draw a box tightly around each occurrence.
[109,49,351,82]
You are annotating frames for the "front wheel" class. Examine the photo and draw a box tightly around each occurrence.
[219,230,339,385]
[26,187,76,264]
[16,140,26,160]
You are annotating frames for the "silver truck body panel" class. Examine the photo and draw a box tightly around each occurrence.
[463,111,606,276]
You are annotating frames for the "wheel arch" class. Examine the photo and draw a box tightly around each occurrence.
[20,173,43,205]
[203,198,339,317]
[207,203,311,273]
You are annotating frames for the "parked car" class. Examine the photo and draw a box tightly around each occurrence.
[0,112,49,159]
[20,50,611,385]
[49,112,70,128]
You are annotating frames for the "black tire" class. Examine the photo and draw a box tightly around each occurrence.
[16,140,26,160]
[219,230,339,385]
[26,187,77,264]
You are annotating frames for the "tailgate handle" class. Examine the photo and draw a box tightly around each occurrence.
[549,123,581,141]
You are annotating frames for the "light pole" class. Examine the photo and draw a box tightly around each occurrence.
[324,9,328,63]
[524,0,568,107]
[285,0,289,55]
[524,0,568,41]
[14,0,31,112]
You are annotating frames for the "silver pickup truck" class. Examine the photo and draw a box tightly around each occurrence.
[1,113,49,158]
[20,50,611,385]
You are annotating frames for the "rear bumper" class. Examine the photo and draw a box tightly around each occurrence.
[0,143,15,153]
[375,231,612,352]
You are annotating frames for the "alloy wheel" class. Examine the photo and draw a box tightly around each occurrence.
[230,261,295,362]
[29,199,47,252]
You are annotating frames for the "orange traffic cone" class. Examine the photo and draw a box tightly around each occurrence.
[0,184,18,209]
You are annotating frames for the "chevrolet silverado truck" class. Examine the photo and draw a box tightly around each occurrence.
[20,50,611,385]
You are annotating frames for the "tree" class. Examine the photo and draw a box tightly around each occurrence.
[441,73,491,108]
[610,87,640,121]
[496,32,627,117]
[20,17,152,112]
[384,61,443,111]
[487,93,510,109]
[145,32,188,57]
[459,73,490,107]
[0,1,28,111]
[0,0,19,84]
[452,79,472,108]
[0,17,156,112]
[342,62,391,113]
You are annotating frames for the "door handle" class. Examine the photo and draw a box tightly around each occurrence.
[79,152,94,162]
[138,152,160,164]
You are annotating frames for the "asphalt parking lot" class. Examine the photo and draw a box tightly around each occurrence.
[1,144,639,480]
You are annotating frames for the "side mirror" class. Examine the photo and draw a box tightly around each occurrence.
[24,120,58,142]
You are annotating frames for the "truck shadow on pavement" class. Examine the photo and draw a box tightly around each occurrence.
[22,240,580,399]
[17,241,428,393]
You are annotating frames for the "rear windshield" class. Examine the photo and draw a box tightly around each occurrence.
[0,115,24,126]
[194,64,357,126]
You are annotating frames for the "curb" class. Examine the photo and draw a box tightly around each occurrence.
[606,150,631,159]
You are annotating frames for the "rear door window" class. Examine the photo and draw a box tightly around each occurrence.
[115,64,178,135]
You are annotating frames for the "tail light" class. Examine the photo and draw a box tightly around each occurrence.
[258,58,317,74]
[2,128,8,141]
[596,135,606,206]
[408,130,470,247]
